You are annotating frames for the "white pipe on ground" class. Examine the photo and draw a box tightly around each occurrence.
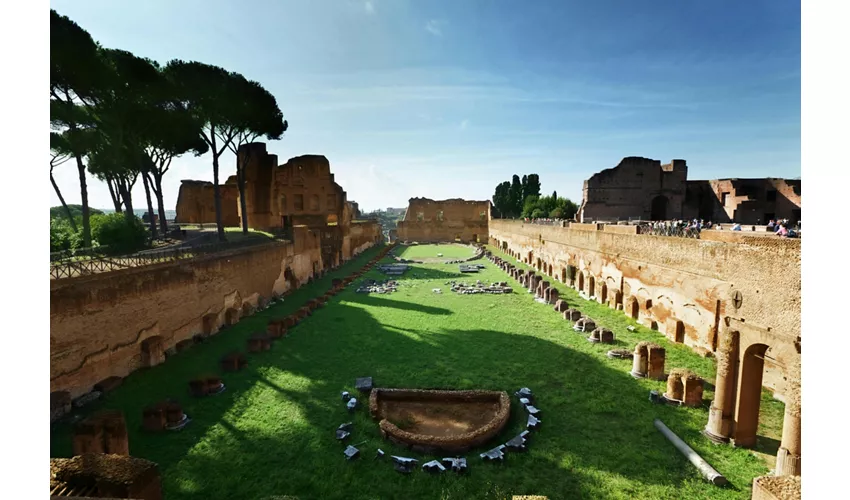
[653,419,728,486]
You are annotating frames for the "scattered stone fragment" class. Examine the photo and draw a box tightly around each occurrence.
[607,349,633,359]
[344,445,360,460]
[526,405,541,416]
[448,280,513,294]
[519,397,531,407]
[355,377,373,393]
[391,456,418,474]
[375,449,385,460]
[341,391,351,401]
[346,398,358,412]
[627,326,637,332]
[356,279,400,294]
[505,431,531,452]
[527,414,541,430]
[480,445,507,462]
[648,390,662,404]
[516,387,533,400]
[423,460,446,473]
[336,429,351,441]
[441,457,468,474]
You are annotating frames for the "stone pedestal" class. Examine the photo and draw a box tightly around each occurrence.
[73,410,129,456]
[665,370,685,401]
[647,346,666,380]
[548,288,559,305]
[248,334,271,353]
[704,329,739,443]
[141,337,165,368]
[775,365,801,477]
[267,321,284,339]
[683,375,704,407]
[553,299,569,313]
[220,352,247,372]
[563,309,581,321]
[142,404,167,432]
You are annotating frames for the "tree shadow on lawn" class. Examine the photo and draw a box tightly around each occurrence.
[50,246,758,500]
[341,293,453,316]
[158,300,752,500]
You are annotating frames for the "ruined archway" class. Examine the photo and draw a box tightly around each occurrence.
[650,195,669,221]
[224,308,239,326]
[577,272,585,292]
[734,343,769,448]
[547,263,553,277]
[588,276,596,298]
[614,290,624,309]
[536,258,542,271]
[673,320,685,343]
[600,283,608,305]
[560,268,567,283]
[202,313,218,336]
[284,267,298,290]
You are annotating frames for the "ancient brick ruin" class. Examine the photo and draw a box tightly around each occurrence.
[490,219,801,479]
[396,197,491,243]
[578,156,801,224]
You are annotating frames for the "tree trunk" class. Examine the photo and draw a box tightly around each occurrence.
[237,151,250,234]
[142,171,158,239]
[50,167,78,232]
[107,178,122,213]
[153,173,168,235]
[75,153,92,247]
[118,180,135,221]
[211,129,225,242]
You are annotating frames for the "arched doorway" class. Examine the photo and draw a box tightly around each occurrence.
[734,343,770,448]
[577,272,585,292]
[560,268,567,283]
[600,283,608,304]
[673,320,685,343]
[224,308,239,326]
[547,263,553,277]
[202,313,217,336]
[650,195,669,221]
[588,276,596,297]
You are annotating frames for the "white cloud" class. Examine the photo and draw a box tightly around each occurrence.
[425,19,445,37]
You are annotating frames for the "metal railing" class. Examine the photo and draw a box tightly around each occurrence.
[50,236,284,280]
[636,224,701,239]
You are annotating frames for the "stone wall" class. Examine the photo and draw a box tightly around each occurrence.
[488,220,800,396]
[174,179,239,226]
[344,221,383,260]
[49,225,369,399]
[397,197,491,242]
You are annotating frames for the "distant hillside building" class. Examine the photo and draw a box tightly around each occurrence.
[578,157,801,225]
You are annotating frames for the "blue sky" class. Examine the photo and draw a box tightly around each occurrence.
[49,0,800,212]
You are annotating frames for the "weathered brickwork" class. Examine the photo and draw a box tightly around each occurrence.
[396,197,491,243]
[489,219,800,398]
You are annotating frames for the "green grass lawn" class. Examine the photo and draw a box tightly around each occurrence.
[396,243,475,260]
[50,243,781,500]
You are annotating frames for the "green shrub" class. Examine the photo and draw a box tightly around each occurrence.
[50,218,76,252]
[90,212,148,253]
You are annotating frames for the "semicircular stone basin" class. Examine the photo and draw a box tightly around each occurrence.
[369,388,511,454]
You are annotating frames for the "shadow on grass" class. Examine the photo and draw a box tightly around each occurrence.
[50,244,759,500]
[343,293,453,316]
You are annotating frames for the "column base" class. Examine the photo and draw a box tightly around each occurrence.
[775,447,801,476]
[702,427,731,444]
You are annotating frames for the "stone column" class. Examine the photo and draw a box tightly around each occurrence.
[704,328,739,443]
[775,357,801,476]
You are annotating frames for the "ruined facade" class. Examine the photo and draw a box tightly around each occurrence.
[50,222,381,400]
[578,157,801,225]
[396,198,491,243]
[175,143,374,267]
[489,220,800,467]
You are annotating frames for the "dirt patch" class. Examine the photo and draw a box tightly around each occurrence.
[378,400,501,438]
[370,388,510,453]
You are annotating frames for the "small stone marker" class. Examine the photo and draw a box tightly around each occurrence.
[527,414,541,430]
[519,397,531,407]
[375,449,386,460]
[355,377,373,393]
[341,391,351,401]
[505,431,531,452]
[515,387,533,400]
[480,445,507,462]
[336,429,350,441]
[526,405,541,416]
[441,457,468,474]
[391,456,418,474]
[423,460,446,473]
[343,445,360,460]
[347,398,358,412]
